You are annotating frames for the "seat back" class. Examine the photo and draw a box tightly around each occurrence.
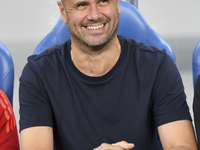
[33,1,176,64]
[193,40,200,88]
[0,41,14,106]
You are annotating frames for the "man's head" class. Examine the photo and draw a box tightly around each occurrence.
[57,0,121,50]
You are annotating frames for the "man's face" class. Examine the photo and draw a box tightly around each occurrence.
[58,0,121,49]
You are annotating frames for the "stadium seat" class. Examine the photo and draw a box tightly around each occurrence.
[0,41,14,106]
[192,40,200,88]
[33,0,176,64]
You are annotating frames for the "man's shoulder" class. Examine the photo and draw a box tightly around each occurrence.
[20,40,71,82]
[28,40,71,63]
[118,35,166,56]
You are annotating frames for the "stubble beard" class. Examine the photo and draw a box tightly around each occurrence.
[66,13,119,52]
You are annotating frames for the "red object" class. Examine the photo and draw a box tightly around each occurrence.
[0,89,19,150]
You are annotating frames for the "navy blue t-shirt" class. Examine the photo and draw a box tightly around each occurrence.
[19,35,191,150]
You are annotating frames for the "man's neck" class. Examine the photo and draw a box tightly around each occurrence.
[71,36,121,77]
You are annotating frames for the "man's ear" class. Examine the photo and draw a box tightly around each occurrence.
[117,0,121,14]
[57,1,68,24]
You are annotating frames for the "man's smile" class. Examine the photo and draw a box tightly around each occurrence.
[86,23,105,30]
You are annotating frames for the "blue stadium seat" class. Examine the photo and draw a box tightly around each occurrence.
[0,41,14,106]
[33,0,176,64]
[193,40,200,88]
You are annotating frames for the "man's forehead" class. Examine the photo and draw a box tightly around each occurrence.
[63,0,117,3]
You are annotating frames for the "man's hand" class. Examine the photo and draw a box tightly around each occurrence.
[93,141,135,150]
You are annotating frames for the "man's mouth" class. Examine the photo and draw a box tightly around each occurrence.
[86,24,105,30]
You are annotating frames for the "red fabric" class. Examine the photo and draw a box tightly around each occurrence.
[0,89,19,150]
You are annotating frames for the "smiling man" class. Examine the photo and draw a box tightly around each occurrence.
[19,0,197,150]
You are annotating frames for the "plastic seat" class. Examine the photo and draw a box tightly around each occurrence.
[33,0,176,64]
[193,40,200,88]
[0,41,14,106]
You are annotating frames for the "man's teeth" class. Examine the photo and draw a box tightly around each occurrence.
[87,24,104,30]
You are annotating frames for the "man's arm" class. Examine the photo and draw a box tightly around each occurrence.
[158,120,197,150]
[20,126,54,150]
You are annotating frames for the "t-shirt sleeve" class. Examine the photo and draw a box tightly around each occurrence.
[152,53,191,127]
[19,60,53,132]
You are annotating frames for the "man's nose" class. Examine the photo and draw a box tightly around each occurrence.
[87,5,102,21]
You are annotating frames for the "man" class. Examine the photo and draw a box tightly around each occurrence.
[19,0,197,149]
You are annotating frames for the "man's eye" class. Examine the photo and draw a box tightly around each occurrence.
[100,0,108,6]
[77,3,87,10]
[101,0,108,2]
[78,3,86,7]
